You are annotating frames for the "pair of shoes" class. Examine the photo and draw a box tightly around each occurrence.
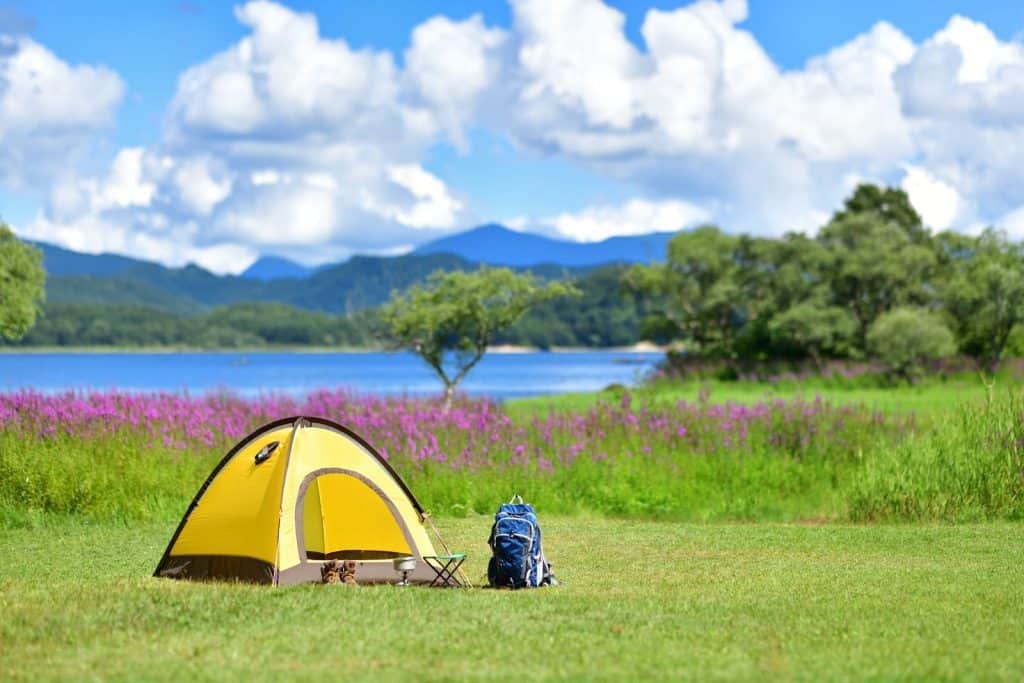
[321,560,358,586]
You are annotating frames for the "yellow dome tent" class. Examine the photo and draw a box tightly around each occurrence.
[154,416,454,585]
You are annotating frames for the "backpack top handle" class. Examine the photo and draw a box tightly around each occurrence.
[509,493,524,504]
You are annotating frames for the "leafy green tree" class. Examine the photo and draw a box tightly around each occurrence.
[932,230,978,268]
[830,183,928,243]
[768,301,857,370]
[0,223,46,341]
[1003,324,1024,358]
[732,233,834,360]
[943,229,1024,368]
[380,267,578,407]
[745,234,832,311]
[867,307,956,381]
[818,212,938,352]
[625,225,742,357]
[930,229,980,304]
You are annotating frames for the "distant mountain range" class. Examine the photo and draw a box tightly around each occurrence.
[29,240,154,277]
[35,245,480,315]
[241,255,318,280]
[233,223,672,280]
[414,223,674,267]
[30,223,672,314]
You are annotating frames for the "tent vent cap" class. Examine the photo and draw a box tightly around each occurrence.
[254,441,279,464]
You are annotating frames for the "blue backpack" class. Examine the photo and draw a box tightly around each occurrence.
[487,494,554,589]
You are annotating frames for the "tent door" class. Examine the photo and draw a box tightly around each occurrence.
[297,470,415,561]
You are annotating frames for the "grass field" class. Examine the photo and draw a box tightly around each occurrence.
[2,376,1022,680]
[2,517,1023,681]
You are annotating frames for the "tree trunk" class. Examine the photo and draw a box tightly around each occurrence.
[808,346,824,374]
[442,383,456,411]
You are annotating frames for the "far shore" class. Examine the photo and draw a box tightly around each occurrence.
[0,343,668,355]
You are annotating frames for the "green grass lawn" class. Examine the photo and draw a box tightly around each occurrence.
[511,376,1001,417]
[3,516,1022,681]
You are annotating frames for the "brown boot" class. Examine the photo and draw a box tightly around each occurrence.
[341,560,358,586]
[320,560,342,585]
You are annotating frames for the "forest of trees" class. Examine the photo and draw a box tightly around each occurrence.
[12,302,381,348]
[8,265,647,350]
[626,184,1024,374]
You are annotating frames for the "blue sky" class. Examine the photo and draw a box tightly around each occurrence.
[2,0,1024,271]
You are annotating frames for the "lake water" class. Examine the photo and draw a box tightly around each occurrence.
[0,351,661,399]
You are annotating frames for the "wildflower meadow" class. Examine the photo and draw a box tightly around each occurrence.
[2,385,1020,526]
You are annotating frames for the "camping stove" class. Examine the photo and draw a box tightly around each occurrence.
[392,556,416,586]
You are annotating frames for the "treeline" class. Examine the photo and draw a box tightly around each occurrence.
[500,265,656,347]
[9,265,649,349]
[628,184,1024,375]
[12,302,379,348]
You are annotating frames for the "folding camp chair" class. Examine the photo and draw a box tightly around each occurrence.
[423,554,467,587]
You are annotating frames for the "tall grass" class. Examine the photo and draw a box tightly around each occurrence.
[1,387,1020,526]
[848,391,1024,521]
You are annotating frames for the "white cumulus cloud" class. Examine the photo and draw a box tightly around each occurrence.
[22,1,478,273]
[491,0,921,233]
[893,15,1024,225]
[172,157,233,216]
[998,205,1024,239]
[0,35,123,188]
[99,149,157,209]
[900,165,962,231]
[385,164,464,229]
[405,14,506,149]
[540,198,709,242]
[477,0,1024,235]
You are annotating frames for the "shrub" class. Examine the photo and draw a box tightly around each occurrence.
[867,307,956,381]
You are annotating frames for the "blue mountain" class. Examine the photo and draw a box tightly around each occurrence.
[32,223,672,282]
[29,240,150,276]
[240,256,316,280]
[29,222,674,314]
[414,223,672,267]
